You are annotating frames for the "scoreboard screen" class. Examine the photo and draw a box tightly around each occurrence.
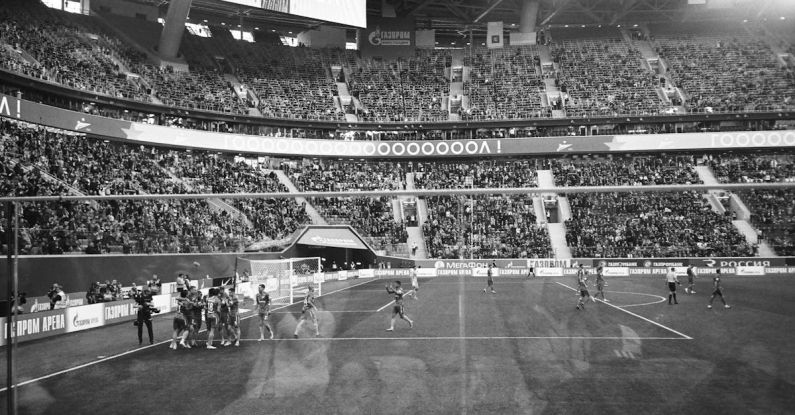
[221,0,366,28]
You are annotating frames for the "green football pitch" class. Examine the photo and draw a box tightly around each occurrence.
[2,275,795,414]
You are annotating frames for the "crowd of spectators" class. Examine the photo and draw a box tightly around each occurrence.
[706,153,795,183]
[551,37,664,117]
[423,195,551,259]
[550,155,702,186]
[414,159,542,189]
[0,120,310,254]
[1,2,793,123]
[348,50,450,122]
[653,25,795,112]
[287,161,408,252]
[462,46,548,120]
[565,192,755,258]
[703,152,795,256]
[740,189,795,256]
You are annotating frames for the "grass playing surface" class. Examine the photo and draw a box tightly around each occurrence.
[2,275,795,414]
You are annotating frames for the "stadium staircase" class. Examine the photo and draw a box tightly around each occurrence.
[156,166,253,228]
[448,49,465,121]
[547,223,572,259]
[223,73,260,116]
[695,165,777,256]
[269,169,327,225]
[404,172,429,259]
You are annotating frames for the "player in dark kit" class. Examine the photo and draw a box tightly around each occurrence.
[685,265,697,294]
[482,263,496,294]
[256,284,274,341]
[172,291,190,350]
[205,288,221,349]
[594,265,608,302]
[294,286,320,338]
[708,269,731,309]
[576,270,593,310]
[385,281,414,331]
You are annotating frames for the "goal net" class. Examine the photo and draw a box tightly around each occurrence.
[236,257,322,305]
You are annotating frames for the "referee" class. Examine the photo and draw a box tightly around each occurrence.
[665,267,680,305]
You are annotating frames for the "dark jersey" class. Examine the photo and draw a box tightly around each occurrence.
[387,286,406,306]
[256,292,271,313]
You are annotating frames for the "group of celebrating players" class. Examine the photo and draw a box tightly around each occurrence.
[170,285,241,350]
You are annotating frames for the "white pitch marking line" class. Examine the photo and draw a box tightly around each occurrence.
[601,290,668,308]
[0,278,377,393]
[271,310,375,314]
[376,300,395,313]
[555,281,693,340]
[229,336,689,341]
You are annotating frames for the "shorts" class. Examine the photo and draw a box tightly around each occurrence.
[580,289,590,297]
[219,312,229,325]
[192,314,203,330]
[487,279,493,286]
[668,282,677,292]
[205,315,218,329]
[392,304,405,316]
[258,309,270,320]
[712,289,723,297]
[173,315,186,331]
[227,313,240,327]
[597,282,604,291]
[301,307,316,320]
[688,276,694,284]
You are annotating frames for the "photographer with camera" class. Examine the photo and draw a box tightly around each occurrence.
[133,285,158,345]
[48,283,66,310]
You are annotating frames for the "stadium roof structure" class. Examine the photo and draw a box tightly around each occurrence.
[177,0,794,37]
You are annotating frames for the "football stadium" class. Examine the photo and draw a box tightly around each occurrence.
[1,0,795,413]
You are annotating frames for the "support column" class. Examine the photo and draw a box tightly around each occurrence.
[519,0,540,34]
[157,0,192,60]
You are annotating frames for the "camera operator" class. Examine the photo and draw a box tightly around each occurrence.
[48,284,66,310]
[133,285,157,345]
[10,290,27,314]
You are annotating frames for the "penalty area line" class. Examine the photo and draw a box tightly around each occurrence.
[234,335,689,341]
[555,281,693,340]
[0,278,377,393]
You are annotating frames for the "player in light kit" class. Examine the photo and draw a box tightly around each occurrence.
[707,269,731,309]
[594,265,608,302]
[576,269,593,310]
[685,264,697,294]
[482,263,496,293]
[256,284,274,341]
[410,265,419,300]
[294,285,320,338]
[666,267,680,305]
[205,288,221,349]
[385,280,414,331]
[576,264,587,297]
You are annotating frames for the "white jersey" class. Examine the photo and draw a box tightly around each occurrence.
[665,271,678,283]
[411,271,418,288]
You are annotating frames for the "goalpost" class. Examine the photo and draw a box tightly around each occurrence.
[236,257,322,305]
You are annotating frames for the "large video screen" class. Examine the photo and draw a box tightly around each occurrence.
[221,0,366,28]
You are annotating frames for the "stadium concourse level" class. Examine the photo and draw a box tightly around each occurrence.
[1,118,794,258]
[1,1,794,124]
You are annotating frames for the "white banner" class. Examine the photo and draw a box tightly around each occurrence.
[602,267,629,277]
[487,21,504,49]
[416,268,437,277]
[151,294,173,313]
[472,267,500,277]
[358,269,375,278]
[536,267,564,277]
[736,266,765,276]
[65,303,105,333]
